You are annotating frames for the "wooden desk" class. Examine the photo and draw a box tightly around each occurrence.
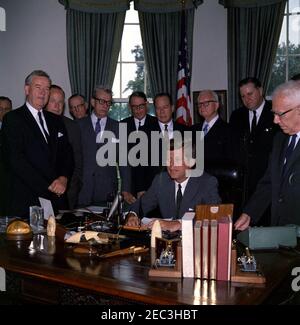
[0,234,299,305]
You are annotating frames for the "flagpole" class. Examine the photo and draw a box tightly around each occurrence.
[175,0,192,126]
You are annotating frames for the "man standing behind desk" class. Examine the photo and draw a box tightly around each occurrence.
[1,70,73,217]
[45,85,83,209]
[235,80,300,230]
[229,77,278,225]
[77,86,134,207]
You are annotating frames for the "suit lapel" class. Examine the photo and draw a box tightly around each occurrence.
[22,106,50,148]
[180,177,199,216]
[282,136,300,178]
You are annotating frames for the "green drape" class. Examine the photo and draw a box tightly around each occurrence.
[66,9,126,101]
[138,8,195,104]
[220,0,286,114]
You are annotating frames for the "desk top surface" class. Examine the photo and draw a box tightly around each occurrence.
[0,233,299,305]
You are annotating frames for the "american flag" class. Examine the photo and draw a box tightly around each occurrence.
[175,9,192,126]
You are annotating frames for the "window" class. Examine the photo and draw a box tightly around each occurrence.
[109,3,154,121]
[268,0,300,95]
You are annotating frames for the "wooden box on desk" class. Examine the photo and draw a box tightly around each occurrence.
[195,204,233,221]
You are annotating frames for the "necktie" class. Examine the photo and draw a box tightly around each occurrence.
[175,184,183,220]
[283,134,297,174]
[251,110,257,134]
[164,124,169,139]
[202,123,209,136]
[95,118,101,136]
[37,111,49,141]
[138,120,141,131]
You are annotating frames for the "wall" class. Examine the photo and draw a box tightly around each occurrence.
[0,0,71,115]
[0,0,227,117]
[191,0,228,120]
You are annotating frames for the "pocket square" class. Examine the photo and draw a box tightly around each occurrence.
[58,132,64,138]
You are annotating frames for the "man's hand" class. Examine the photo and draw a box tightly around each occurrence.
[48,176,68,196]
[137,191,146,199]
[122,191,136,204]
[147,219,181,232]
[234,213,251,231]
[125,213,140,227]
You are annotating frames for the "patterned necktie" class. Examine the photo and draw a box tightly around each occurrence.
[37,111,49,141]
[202,123,209,136]
[251,110,257,134]
[175,184,183,220]
[283,134,297,174]
[95,118,101,136]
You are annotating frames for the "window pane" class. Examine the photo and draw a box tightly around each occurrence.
[122,63,143,98]
[289,15,300,54]
[122,25,142,61]
[279,17,287,45]
[112,63,121,98]
[268,57,286,95]
[289,0,300,12]
[288,55,300,79]
[108,102,131,122]
[125,4,139,23]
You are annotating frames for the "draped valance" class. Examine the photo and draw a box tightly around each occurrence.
[58,0,130,13]
[59,0,203,13]
[219,0,285,8]
[134,0,203,13]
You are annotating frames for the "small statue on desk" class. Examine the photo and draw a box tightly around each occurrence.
[155,241,176,268]
[47,215,56,237]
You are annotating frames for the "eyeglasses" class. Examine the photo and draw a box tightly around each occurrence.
[272,106,298,118]
[197,100,217,109]
[70,103,85,111]
[131,103,147,110]
[94,97,112,107]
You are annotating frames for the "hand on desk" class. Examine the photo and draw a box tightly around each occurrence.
[234,213,251,231]
[125,213,181,232]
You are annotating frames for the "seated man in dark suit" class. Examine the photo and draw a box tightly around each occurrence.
[191,89,231,169]
[1,70,73,216]
[126,139,221,232]
[121,91,157,198]
[235,80,300,230]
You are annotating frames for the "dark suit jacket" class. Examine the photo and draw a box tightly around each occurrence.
[129,171,221,219]
[191,117,231,169]
[63,116,83,209]
[120,114,157,195]
[1,105,73,216]
[244,131,300,226]
[229,101,279,198]
[78,115,131,206]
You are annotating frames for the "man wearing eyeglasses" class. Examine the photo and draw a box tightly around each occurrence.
[121,91,157,198]
[68,94,88,120]
[191,90,230,169]
[77,85,134,207]
[229,77,279,225]
[235,80,300,229]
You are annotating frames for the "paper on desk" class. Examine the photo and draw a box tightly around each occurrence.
[39,197,55,220]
